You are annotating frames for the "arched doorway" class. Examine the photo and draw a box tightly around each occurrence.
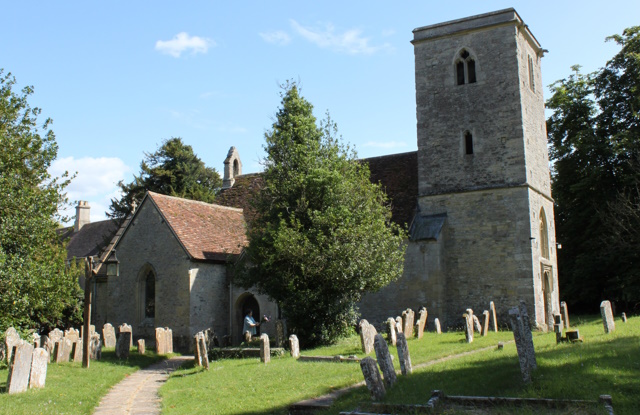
[235,293,260,342]
[542,270,553,330]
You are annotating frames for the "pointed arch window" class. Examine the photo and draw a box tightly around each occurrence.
[464,131,474,155]
[144,270,155,318]
[455,49,477,85]
[528,55,535,92]
[539,208,549,259]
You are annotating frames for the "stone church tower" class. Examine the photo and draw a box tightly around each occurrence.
[411,8,558,328]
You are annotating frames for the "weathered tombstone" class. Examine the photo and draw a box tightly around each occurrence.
[118,324,133,348]
[64,328,80,343]
[42,336,54,361]
[416,307,428,339]
[373,334,396,388]
[434,318,442,334]
[80,324,95,341]
[518,301,537,369]
[260,333,270,364]
[600,301,615,333]
[243,330,252,344]
[32,333,42,349]
[194,333,203,366]
[49,328,63,344]
[29,348,48,389]
[472,315,482,333]
[622,312,627,323]
[275,320,286,348]
[508,306,535,383]
[102,323,117,348]
[55,338,72,363]
[482,310,490,336]
[396,333,412,375]
[197,333,209,369]
[560,301,570,329]
[490,301,498,332]
[359,319,377,355]
[289,334,300,359]
[72,339,83,362]
[116,331,131,359]
[5,327,21,364]
[89,333,102,360]
[553,314,563,344]
[359,356,386,401]
[155,327,166,354]
[165,327,174,353]
[386,317,397,346]
[463,312,474,343]
[7,342,34,394]
[395,316,403,334]
[137,339,145,355]
[402,308,415,337]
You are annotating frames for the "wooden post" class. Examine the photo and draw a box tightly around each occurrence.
[82,257,93,368]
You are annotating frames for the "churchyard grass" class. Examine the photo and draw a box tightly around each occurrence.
[0,349,167,415]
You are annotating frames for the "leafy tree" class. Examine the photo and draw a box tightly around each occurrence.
[0,69,83,335]
[108,137,222,220]
[547,27,640,311]
[235,83,406,346]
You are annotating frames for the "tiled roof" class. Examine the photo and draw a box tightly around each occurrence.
[215,173,264,222]
[61,220,119,260]
[148,192,247,262]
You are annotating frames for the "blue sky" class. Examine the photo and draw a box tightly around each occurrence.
[2,1,638,222]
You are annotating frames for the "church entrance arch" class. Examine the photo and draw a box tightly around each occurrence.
[541,265,553,330]
[235,293,260,342]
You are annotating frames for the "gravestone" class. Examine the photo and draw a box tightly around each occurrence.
[482,310,490,336]
[29,348,48,389]
[32,333,42,349]
[194,333,203,366]
[198,333,209,369]
[560,301,570,329]
[417,307,427,339]
[396,333,412,375]
[508,306,535,383]
[260,333,270,364]
[244,331,252,344]
[553,314,563,344]
[72,339,83,362]
[64,328,79,343]
[472,315,482,333]
[81,324,95,341]
[48,328,63,345]
[386,317,397,346]
[156,327,166,354]
[116,332,131,359]
[7,342,34,394]
[402,309,415,337]
[490,301,498,332]
[463,312,474,343]
[118,324,133,347]
[102,323,116,348]
[373,334,396,388]
[359,356,386,401]
[289,335,300,359]
[89,333,102,360]
[359,319,377,355]
[275,320,286,348]
[165,328,174,353]
[5,327,21,364]
[434,318,441,334]
[395,316,403,334]
[622,312,627,323]
[600,301,615,333]
[55,338,72,363]
[518,301,537,369]
[137,339,145,355]
[42,335,54,360]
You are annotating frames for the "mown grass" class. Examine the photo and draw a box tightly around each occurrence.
[0,348,167,414]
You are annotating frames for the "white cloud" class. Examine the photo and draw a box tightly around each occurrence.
[155,32,215,58]
[363,141,407,149]
[382,29,395,37]
[50,156,131,223]
[289,20,391,55]
[259,30,291,46]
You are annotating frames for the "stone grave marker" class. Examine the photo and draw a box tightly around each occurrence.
[289,335,300,359]
[518,301,537,369]
[402,309,415,337]
[80,324,95,341]
[55,338,72,363]
[7,342,34,394]
[165,327,174,353]
[116,331,131,359]
[89,333,102,360]
[600,301,615,333]
[103,323,117,348]
[434,318,441,334]
[48,328,63,344]
[386,317,397,346]
[359,356,386,401]
[490,301,498,332]
[553,314,563,344]
[395,316,403,334]
[156,327,166,354]
[373,334,396,388]
[275,320,286,348]
[244,331,252,344]
[622,312,627,323]
[396,333,412,375]
[194,333,203,366]
[560,301,570,329]
[508,305,536,383]
[5,327,21,364]
[482,310,490,336]
[359,319,377,355]
[463,312,474,343]
[29,347,48,389]
[64,328,79,343]
[260,333,270,364]
[72,339,83,362]
[198,333,209,369]
[472,314,482,333]
[118,324,133,347]
[32,333,42,348]
[417,307,427,339]
[137,339,145,355]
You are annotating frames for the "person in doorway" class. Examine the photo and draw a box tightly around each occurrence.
[243,309,260,337]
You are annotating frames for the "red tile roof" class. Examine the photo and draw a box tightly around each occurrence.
[148,192,247,262]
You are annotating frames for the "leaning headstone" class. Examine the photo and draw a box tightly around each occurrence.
[7,342,34,394]
[553,314,563,344]
[29,348,49,389]
[416,307,427,339]
[289,335,300,359]
[137,339,145,355]
[560,301,570,329]
[64,328,80,343]
[260,333,270,364]
[402,309,415,337]
[194,333,203,366]
[165,327,174,353]
[359,319,377,355]
[518,301,537,369]
[472,315,482,333]
[48,328,63,345]
[490,301,498,332]
[463,312,474,343]
[72,339,83,362]
[116,332,131,359]
[396,333,412,375]
[482,310,490,336]
[118,324,133,348]
[55,338,72,363]
[89,333,102,360]
[509,306,534,383]
[386,317,397,346]
[5,327,21,364]
[395,316,403,334]
[102,323,117,348]
[155,327,166,354]
[434,318,442,334]
[360,356,386,401]
[600,301,615,334]
[373,334,396,388]
[275,320,286,348]
[32,333,42,349]
[198,333,209,370]
[622,312,627,323]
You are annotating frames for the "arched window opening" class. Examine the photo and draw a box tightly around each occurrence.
[144,270,155,319]
[456,61,465,85]
[539,209,549,259]
[528,55,535,92]
[455,49,477,85]
[467,59,476,83]
[233,159,240,176]
[464,131,474,155]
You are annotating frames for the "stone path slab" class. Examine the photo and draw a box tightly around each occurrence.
[93,356,192,415]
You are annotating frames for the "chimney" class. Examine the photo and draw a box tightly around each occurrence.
[74,201,91,231]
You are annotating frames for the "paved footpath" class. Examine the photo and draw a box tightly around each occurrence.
[93,356,192,415]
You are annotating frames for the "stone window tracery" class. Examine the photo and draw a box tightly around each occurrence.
[539,208,549,259]
[455,49,477,85]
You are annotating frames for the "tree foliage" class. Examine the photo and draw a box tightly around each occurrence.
[108,137,222,220]
[547,27,640,311]
[0,69,83,335]
[235,83,406,346]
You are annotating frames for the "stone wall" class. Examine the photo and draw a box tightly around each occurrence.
[189,265,229,338]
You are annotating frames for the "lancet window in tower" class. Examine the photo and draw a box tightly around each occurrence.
[539,208,549,259]
[528,55,535,92]
[464,131,474,155]
[455,49,477,85]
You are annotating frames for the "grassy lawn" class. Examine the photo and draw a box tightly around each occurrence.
[0,349,167,415]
